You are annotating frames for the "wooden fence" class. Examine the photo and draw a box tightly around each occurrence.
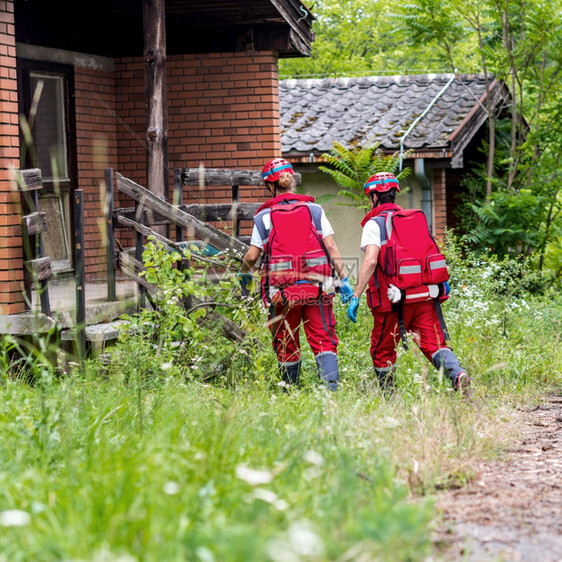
[105,167,302,348]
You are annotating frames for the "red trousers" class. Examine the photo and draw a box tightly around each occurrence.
[268,297,338,364]
[369,301,448,368]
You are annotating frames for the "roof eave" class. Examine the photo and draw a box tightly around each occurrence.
[448,79,512,168]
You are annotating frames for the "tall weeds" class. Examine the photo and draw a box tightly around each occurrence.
[0,244,560,560]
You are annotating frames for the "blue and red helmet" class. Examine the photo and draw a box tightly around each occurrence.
[364,172,400,195]
[261,158,294,184]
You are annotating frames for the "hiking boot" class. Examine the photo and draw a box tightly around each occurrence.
[374,366,396,395]
[455,372,472,398]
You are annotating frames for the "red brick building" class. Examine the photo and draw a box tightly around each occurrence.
[0,0,313,317]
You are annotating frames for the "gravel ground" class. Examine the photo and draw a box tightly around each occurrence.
[432,394,562,561]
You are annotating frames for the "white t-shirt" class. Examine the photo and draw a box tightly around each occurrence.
[360,218,382,251]
[249,208,335,250]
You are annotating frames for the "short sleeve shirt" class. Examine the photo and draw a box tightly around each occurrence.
[249,207,335,250]
[360,218,382,251]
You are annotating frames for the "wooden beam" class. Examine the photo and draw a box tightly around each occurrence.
[116,215,183,252]
[181,168,301,187]
[26,257,52,282]
[144,0,169,204]
[181,203,260,222]
[116,173,249,257]
[114,203,261,225]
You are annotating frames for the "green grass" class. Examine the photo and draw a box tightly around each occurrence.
[0,380,434,561]
[0,253,561,561]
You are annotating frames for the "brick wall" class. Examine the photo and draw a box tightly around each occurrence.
[0,0,24,314]
[6,48,282,288]
[74,65,119,279]
[114,51,278,237]
[433,167,447,241]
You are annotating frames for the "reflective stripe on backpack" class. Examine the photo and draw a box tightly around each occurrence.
[306,256,329,267]
[270,260,293,272]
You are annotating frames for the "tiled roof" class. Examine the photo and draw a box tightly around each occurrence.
[279,74,490,155]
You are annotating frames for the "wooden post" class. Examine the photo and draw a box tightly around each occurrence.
[105,168,116,301]
[143,0,169,237]
[74,189,86,361]
[232,184,240,238]
[174,169,184,245]
[135,199,147,310]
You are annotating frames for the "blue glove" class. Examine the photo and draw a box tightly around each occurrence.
[443,281,450,296]
[236,272,253,290]
[339,277,353,304]
[347,296,360,323]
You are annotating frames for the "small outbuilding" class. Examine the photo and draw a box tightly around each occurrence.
[279,74,511,260]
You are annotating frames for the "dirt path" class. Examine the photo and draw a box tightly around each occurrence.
[432,394,562,561]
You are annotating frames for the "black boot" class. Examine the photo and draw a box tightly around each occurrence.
[279,361,301,388]
[374,365,396,394]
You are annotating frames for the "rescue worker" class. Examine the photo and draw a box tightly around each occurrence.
[238,158,353,390]
[347,172,471,395]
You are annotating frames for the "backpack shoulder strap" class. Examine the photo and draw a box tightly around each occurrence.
[372,215,388,246]
[254,208,272,247]
[306,202,324,233]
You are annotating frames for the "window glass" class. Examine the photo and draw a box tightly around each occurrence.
[30,73,69,181]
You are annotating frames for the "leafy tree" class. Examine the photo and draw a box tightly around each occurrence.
[283,0,562,279]
[279,0,455,78]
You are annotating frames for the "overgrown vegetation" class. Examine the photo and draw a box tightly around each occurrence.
[0,243,560,560]
[318,142,411,209]
[282,0,562,285]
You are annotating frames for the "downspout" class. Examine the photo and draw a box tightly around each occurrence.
[399,71,458,171]
[416,158,433,233]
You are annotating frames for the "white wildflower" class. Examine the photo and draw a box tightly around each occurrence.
[163,481,180,495]
[195,546,215,562]
[235,464,273,485]
[288,520,324,556]
[303,467,322,481]
[253,488,288,511]
[0,510,30,527]
[303,450,323,466]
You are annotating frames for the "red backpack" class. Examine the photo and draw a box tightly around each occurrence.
[260,200,333,305]
[366,206,451,348]
[382,208,449,292]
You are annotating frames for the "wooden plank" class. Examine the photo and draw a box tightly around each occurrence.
[115,173,248,257]
[118,250,155,292]
[14,168,42,192]
[22,211,47,236]
[181,168,301,187]
[199,308,247,344]
[26,256,53,282]
[181,203,261,222]
[113,207,169,227]
[116,215,184,251]
[114,203,260,224]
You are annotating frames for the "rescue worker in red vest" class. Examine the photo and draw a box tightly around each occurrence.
[347,172,471,395]
[238,158,353,391]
